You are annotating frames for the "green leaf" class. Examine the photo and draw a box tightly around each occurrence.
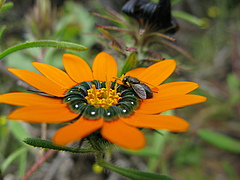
[227,73,240,105]
[222,162,238,180]
[148,130,169,172]
[23,138,97,153]
[123,147,160,158]
[0,2,14,12]
[0,25,6,40]
[0,147,28,173]
[18,151,27,178]
[198,129,240,153]
[98,160,175,180]
[172,10,204,27]
[8,121,30,143]
[121,53,137,75]
[0,40,87,60]
[147,110,172,172]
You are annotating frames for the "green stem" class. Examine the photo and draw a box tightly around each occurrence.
[95,152,105,163]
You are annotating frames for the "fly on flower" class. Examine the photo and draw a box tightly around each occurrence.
[122,75,153,99]
[122,0,179,34]
[0,52,206,150]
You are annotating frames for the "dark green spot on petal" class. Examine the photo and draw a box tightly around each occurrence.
[83,105,103,120]
[103,106,119,121]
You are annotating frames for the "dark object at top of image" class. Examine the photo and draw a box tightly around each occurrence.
[122,0,179,34]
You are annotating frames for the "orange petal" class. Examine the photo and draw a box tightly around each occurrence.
[101,120,145,150]
[154,81,199,98]
[0,92,62,106]
[8,104,78,123]
[92,52,118,82]
[125,67,146,77]
[63,53,93,83]
[121,113,190,132]
[137,94,207,114]
[32,62,76,89]
[53,117,103,145]
[8,68,66,97]
[136,59,176,86]
[117,68,147,85]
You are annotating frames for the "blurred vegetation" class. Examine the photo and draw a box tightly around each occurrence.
[0,0,240,180]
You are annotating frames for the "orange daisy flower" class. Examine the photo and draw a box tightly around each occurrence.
[0,52,206,150]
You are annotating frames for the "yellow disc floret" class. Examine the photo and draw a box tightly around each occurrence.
[85,82,121,109]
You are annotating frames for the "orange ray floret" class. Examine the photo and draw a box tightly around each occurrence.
[92,52,118,82]
[136,59,176,86]
[8,104,78,123]
[101,120,145,150]
[125,67,146,77]
[137,94,207,114]
[0,92,62,106]
[154,81,199,98]
[121,113,190,132]
[32,62,77,89]
[8,68,67,97]
[63,53,94,83]
[53,117,103,145]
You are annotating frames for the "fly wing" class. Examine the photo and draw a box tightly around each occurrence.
[131,84,147,99]
[140,83,153,98]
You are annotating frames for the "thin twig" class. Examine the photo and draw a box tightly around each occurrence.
[20,150,56,180]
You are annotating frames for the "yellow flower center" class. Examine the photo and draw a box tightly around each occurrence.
[85,82,121,109]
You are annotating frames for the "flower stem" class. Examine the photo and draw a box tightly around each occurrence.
[95,152,104,163]
[20,150,56,180]
[39,123,47,156]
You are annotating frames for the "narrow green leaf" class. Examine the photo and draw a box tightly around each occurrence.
[0,40,87,60]
[18,150,27,178]
[8,121,30,143]
[148,110,172,172]
[98,160,175,180]
[227,73,240,105]
[0,25,6,40]
[148,130,169,172]
[0,147,27,173]
[0,2,14,12]
[23,138,97,153]
[123,147,160,158]
[222,162,238,180]
[198,129,240,153]
[0,0,6,10]
[121,53,137,74]
[172,10,204,27]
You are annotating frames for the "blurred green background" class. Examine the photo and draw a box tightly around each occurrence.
[0,0,240,179]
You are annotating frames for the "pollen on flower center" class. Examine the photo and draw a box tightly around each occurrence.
[85,83,121,109]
